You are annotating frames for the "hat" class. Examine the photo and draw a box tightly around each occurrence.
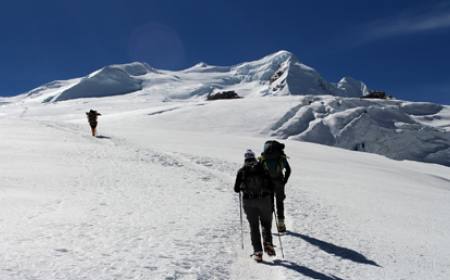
[244,149,256,160]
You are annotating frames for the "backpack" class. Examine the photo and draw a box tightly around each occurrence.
[86,110,100,123]
[260,140,286,179]
[240,162,266,194]
[263,140,285,157]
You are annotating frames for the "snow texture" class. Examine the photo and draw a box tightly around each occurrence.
[0,94,449,279]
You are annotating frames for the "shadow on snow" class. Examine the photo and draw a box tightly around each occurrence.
[263,259,345,280]
[95,135,112,139]
[286,231,381,267]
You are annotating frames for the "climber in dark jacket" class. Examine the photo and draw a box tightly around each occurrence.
[259,140,291,232]
[234,149,275,262]
[86,109,101,137]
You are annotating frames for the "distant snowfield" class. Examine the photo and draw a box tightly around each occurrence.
[1,96,449,279]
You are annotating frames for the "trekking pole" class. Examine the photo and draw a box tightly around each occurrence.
[239,192,244,250]
[273,208,285,259]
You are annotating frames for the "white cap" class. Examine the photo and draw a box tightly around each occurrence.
[244,149,256,160]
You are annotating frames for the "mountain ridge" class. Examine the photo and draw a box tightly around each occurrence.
[14,50,371,103]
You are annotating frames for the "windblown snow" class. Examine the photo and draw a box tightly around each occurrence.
[0,50,449,279]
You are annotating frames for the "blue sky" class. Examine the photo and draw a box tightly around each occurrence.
[1,0,449,104]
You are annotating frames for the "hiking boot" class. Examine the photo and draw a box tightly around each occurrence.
[263,242,276,256]
[277,219,286,233]
[253,251,263,263]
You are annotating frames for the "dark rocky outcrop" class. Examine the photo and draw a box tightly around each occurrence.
[206,91,241,101]
[362,91,392,100]
[270,70,284,83]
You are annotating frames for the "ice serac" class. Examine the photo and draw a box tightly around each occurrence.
[268,97,450,166]
[53,63,146,102]
[337,76,370,97]
[400,102,443,116]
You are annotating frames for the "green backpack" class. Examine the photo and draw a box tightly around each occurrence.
[260,140,286,179]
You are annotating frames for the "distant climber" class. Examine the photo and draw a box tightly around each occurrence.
[86,109,101,137]
[235,149,276,263]
[260,140,291,233]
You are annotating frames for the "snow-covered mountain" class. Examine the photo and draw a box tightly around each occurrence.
[3,50,450,166]
[15,50,368,103]
[1,51,450,279]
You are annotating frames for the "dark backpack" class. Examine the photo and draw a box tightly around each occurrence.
[260,140,286,179]
[240,162,267,194]
[263,140,285,157]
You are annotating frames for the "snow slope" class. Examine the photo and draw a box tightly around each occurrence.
[1,96,449,279]
[4,50,449,167]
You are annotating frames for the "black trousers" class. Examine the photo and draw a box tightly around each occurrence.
[243,196,273,252]
[272,180,286,219]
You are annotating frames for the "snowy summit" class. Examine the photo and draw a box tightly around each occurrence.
[16,51,369,103]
